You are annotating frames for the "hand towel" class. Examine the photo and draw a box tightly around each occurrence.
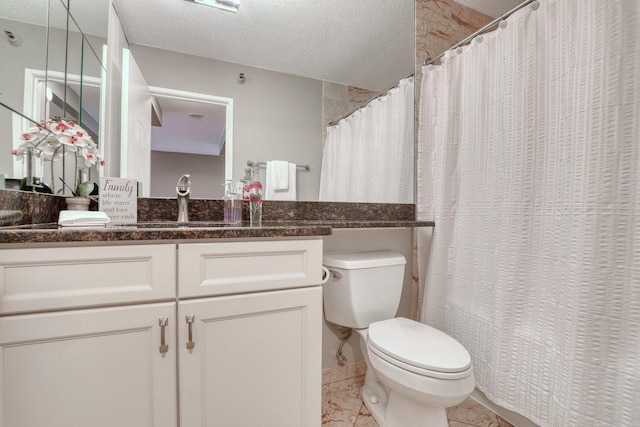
[265,162,297,200]
[58,210,111,227]
[267,160,289,191]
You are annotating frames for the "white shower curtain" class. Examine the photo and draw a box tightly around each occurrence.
[320,77,414,203]
[417,1,639,426]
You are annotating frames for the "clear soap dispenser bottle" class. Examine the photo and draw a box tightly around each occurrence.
[223,180,242,224]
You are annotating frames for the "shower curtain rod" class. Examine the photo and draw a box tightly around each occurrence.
[328,72,415,126]
[423,0,538,66]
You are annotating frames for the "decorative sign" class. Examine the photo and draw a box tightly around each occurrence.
[99,177,138,224]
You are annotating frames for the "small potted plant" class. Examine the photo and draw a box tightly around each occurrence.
[59,177,97,211]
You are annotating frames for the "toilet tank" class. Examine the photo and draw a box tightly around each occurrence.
[322,251,406,329]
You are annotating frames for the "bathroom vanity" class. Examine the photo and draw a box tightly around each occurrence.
[0,192,433,427]
[0,236,324,427]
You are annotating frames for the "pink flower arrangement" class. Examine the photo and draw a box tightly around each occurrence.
[13,118,104,168]
[243,181,263,204]
[244,180,263,226]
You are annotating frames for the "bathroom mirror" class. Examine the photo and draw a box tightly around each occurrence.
[109,0,415,202]
[0,0,107,193]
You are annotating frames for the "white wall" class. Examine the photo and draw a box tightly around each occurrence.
[321,228,414,369]
[128,44,323,201]
[150,150,225,199]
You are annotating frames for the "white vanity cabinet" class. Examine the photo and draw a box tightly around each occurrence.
[0,238,323,427]
[0,303,178,427]
[0,244,178,427]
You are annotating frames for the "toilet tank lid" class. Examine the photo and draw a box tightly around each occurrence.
[323,251,406,269]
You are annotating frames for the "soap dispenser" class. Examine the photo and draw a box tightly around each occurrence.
[223,180,242,224]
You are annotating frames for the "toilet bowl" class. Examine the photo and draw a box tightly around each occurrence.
[322,251,475,427]
[356,318,475,427]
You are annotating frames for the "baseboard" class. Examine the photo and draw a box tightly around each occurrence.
[470,388,540,427]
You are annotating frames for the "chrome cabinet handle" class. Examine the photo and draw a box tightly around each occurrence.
[159,317,169,354]
[186,315,195,350]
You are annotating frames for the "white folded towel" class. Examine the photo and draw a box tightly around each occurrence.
[267,160,289,191]
[265,162,297,201]
[58,210,111,227]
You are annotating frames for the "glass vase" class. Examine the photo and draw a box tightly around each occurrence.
[250,200,262,227]
[244,181,263,227]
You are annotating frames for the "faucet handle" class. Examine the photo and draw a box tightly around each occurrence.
[177,174,191,196]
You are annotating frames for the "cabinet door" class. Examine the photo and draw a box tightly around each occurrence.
[0,303,177,427]
[178,287,322,427]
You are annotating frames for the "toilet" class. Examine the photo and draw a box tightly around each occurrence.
[322,251,475,427]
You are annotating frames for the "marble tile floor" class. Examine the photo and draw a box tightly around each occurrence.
[322,375,515,427]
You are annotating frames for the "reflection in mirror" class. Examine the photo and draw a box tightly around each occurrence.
[0,3,48,179]
[1,104,55,192]
[1,0,107,194]
[111,0,415,202]
[150,96,227,199]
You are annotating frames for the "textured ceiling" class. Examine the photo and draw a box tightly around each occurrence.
[113,0,415,91]
[455,0,524,18]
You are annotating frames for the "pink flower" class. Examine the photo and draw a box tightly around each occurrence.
[57,135,81,151]
[243,181,263,191]
[49,121,68,134]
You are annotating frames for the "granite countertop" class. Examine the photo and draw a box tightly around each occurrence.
[0,220,434,244]
[0,210,24,227]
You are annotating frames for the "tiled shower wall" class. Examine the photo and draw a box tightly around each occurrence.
[322,81,379,141]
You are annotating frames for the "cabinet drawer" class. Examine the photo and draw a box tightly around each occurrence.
[178,239,322,298]
[0,244,176,314]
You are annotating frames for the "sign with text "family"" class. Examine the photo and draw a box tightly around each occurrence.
[99,177,137,224]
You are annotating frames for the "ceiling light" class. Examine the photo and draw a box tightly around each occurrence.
[185,0,240,13]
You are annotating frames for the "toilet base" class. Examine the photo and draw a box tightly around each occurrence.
[361,384,386,426]
[361,383,448,427]
[384,391,448,427]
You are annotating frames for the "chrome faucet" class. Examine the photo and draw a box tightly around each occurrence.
[176,174,191,222]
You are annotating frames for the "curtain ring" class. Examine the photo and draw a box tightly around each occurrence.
[530,1,540,11]
[499,19,508,29]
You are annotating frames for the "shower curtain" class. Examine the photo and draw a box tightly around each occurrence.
[319,77,413,203]
[417,1,639,426]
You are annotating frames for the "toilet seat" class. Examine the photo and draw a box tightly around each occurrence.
[367,318,472,380]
